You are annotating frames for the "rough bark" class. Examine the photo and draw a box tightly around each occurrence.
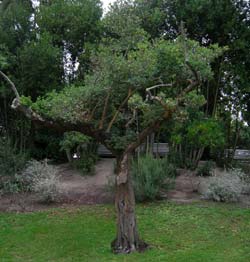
[111,153,148,254]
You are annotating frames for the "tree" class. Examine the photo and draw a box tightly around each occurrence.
[37,0,103,80]
[18,33,63,98]
[133,0,250,151]
[0,0,103,160]
[167,94,225,168]
[2,28,223,253]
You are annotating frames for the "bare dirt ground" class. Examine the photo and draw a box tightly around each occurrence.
[167,168,250,206]
[57,158,115,204]
[166,169,201,203]
[0,158,115,213]
[1,160,250,212]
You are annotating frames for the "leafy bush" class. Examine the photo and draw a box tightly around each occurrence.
[168,113,225,169]
[196,161,215,176]
[202,169,245,202]
[31,129,65,162]
[20,160,61,203]
[60,132,98,175]
[232,168,250,194]
[132,155,176,202]
[0,137,28,194]
[72,153,98,175]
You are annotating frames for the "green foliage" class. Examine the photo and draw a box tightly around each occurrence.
[132,155,176,201]
[1,0,248,170]
[19,95,33,107]
[196,161,215,176]
[0,0,34,53]
[59,132,98,175]
[168,114,225,169]
[22,36,223,156]
[0,137,28,194]
[187,118,225,149]
[30,86,95,123]
[30,130,65,161]
[37,0,102,77]
[0,44,8,69]
[59,132,91,152]
[72,155,98,176]
[0,0,103,163]
[132,0,250,155]
[18,33,63,97]
[38,0,102,48]
[103,0,148,52]
[183,91,206,109]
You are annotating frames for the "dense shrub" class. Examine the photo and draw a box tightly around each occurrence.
[132,155,176,202]
[0,137,28,194]
[202,169,246,202]
[20,160,61,203]
[31,129,65,162]
[60,132,98,175]
[72,154,98,175]
[233,168,250,194]
[196,161,215,176]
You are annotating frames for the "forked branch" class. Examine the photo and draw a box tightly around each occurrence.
[146,83,173,109]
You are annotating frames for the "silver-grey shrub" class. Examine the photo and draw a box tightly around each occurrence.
[20,160,61,203]
[202,169,245,202]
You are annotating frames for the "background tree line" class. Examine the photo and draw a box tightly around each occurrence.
[0,0,250,164]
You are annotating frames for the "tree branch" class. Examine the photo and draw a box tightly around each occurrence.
[106,88,134,132]
[177,80,199,103]
[125,108,136,128]
[124,119,162,155]
[99,88,111,129]
[0,71,20,99]
[146,83,173,109]
[146,83,173,94]
[186,61,199,82]
[124,79,200,155]
[11,98,118,154]
[180,21,200,83]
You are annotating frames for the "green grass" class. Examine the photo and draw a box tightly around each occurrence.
[0,202,250,262]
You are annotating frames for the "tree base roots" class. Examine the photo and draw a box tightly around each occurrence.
[111,239,149,254]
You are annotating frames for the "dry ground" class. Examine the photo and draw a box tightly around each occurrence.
[0,158,115,212]
[1,159,250,212]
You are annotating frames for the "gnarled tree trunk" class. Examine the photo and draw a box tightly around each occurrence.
[111,153,148,254]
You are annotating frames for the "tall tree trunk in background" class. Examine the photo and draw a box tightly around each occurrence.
[111,153,148,254]
[232,112,240,161]
[65,148,73,163]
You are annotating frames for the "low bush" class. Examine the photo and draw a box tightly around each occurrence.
[60,132,98,175]
[0,137,28,194]
[72,153,98,175]
[132,154,176,202]
[196,161,215,176]
[202,169,247,202]
[232,168,250,194]
[20,160,61,203]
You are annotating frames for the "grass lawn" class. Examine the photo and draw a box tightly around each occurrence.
[0,202,250,262]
